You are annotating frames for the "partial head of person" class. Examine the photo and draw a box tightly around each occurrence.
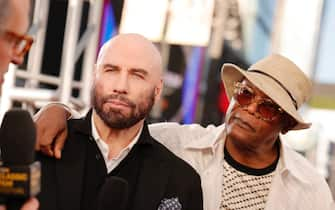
[91,33,163,129]
[0,0,33,83]
[221,54,312,148]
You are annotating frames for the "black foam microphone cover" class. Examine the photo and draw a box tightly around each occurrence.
[97,176,129,210]
[0,109,36,165]
[0,109,38,210]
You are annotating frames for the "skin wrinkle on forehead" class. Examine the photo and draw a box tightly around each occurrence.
[96,34,163,80]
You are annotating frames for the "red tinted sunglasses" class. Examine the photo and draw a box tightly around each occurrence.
[233,82,283,121]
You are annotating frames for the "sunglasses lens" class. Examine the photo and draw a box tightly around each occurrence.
[258,101,281,120]
[235,88,253,106]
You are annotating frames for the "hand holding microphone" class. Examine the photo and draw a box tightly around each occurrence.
[0,110,41,210]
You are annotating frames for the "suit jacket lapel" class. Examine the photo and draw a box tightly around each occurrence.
[132,124,170,209]
[56,111,92,210]
[135,155,169,209]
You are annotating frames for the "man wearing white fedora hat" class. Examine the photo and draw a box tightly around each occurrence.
[35,53,335,209]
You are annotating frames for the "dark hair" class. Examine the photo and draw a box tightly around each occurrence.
[0,0,10,28]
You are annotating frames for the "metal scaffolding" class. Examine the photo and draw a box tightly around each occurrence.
[0,0,103,120]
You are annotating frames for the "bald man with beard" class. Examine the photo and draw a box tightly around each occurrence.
[37,34,203,210]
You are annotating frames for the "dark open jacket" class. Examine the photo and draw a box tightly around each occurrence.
[37,111,203,210]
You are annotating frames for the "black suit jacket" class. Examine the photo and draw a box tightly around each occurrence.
[37,111,203,210]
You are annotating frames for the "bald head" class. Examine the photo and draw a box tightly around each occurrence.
[97,33,163,79]
[92,34,164,129]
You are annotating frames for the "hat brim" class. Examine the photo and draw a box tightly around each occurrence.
[221,63,311,130]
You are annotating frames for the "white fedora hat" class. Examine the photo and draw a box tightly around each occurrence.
[221,54,313,130]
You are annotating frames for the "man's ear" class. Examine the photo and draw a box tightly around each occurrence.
[281,127,289,135]
[154,79,163,101]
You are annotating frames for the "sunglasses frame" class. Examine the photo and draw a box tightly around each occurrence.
[233,82,284,121]
[3,30,34,57]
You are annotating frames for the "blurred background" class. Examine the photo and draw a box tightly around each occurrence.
[1,0,335,197]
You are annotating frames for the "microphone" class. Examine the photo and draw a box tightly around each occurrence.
[97,176,129,210]
[0,109,41,210]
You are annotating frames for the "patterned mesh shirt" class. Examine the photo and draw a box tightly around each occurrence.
[220,144,279,210]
